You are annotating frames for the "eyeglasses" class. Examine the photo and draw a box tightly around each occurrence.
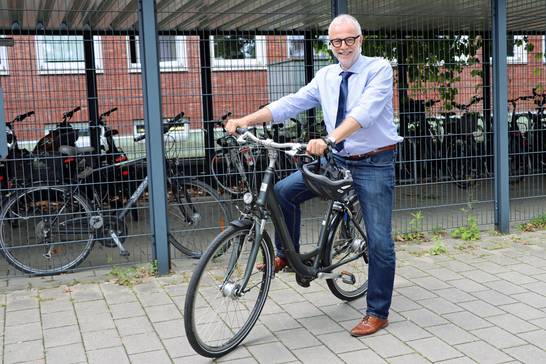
[329,35,360,48]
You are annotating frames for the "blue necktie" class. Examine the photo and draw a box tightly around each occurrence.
[335,71,353,152]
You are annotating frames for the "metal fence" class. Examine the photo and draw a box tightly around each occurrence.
[0,0,544,276]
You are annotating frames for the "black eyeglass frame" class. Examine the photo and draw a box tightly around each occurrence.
[328,35,361,48]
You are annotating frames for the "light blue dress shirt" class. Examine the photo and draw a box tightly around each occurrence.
[267,55,403,156]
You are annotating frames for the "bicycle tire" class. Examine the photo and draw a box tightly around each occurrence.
[0,186,95,275]
[168,178,232,258]
[184,224,274,358]
[210,150,254,196]
[322,199,369,301]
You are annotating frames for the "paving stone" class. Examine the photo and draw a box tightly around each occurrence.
[74,300,109,315]
[129,350,172,364]
[136,291,172,307]
[78,312,116,332]
[517,329,546,350]
[426,324,477,345]
[121,332,163,354]
[5,308,40,326]
[455,340,514,364]
[411,276,452,290]
[275,327,320,350]
[115,316,154,336]
[302,290,345,307]
[338,349,387,364]
[418,297,463,315]
[45,342,86,364]
[440,260,475,273]
[387,353,431,364]
[43,325,82,348]
[153,318,185,339]
[385,319,432,342]
[82,328,123,350]
[497,271,539,285]
[486,313,539,334]
[499,302,546,320]
[109,301,146,319]
[4,322,43,344]
[4,339,44,364]
[511,292,546,308]
[260,300,285,315]
[291,345,342,363]
[360,333,414,358]
[443,311,492,330]
[42,309,78,329]
[471,326,526,349]
[6,295,39,312]
[504,344,546,363]
[406,337,462,362]
[320,303,363,322]
[259,312,302,332]
[400,308,447,327]
[457,299,505,317]
[397,286,437,301]
[471,289,517,305]
[390,294,422,312]
[425,267,464,281]
[269,288,306,305]
[433,287,476,303]
[242,324,278,346]
[144,303,182,322]
[448,278,488,293]
[163,336,202,358]
[524,281,546,295]
[87,346,130,364]
[298,315,344,335]
[316,331,367,353]
[484,279,529,295]
[70,284,103,302]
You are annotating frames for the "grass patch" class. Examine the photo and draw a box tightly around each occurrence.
[110,261,159,287]
[519,214,546,232]
[451,214,480,241]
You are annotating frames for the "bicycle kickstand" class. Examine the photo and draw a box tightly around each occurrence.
[108,229,130,256]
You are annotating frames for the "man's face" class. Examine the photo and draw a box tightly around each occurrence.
[329,22,362,70]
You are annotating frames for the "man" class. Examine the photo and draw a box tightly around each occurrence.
[225,14,402,336]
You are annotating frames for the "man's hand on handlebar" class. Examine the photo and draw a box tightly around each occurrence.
[225,118,247,135]
[307,138,328,156]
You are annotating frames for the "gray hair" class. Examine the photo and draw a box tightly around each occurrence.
[328,14,362,35]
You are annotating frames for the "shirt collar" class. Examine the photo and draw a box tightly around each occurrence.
[337,54,366,75]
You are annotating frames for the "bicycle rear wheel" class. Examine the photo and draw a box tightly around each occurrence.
[0,186,95,275]
[211,150,255,196]
[168,178,232,258]
[184,225,273,358]
[323,199,369,301]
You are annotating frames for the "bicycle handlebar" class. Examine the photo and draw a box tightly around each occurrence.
[236,130,306,154]
[11,111,34,123]
[99,107,118,119]
[133,112,186,142]
[63,106,81,121]
[452,96,483,111]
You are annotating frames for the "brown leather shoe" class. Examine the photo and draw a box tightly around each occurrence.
[350,315,388,337]
[256,256,288,273]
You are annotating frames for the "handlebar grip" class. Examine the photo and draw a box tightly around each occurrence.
[171,111,185,122]
[134,134,145,142]
[236,127,247,134]
[220,111,232,121]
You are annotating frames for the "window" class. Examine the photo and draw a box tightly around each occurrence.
[210,35,267,70]
[127,35,187,72]
[133,116,190,141]
[287,35,330,59]
[0,36,9,75]
[507,35,527,64]
[35,35,103,74]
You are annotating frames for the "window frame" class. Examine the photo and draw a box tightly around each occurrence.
[286,35,330,60]
[126,35,188,73]
[209,35,267,70]
[0,36,8,75]
[507,35,527,64]
[35,35,103,75]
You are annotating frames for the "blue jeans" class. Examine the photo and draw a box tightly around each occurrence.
[273,150,396,319]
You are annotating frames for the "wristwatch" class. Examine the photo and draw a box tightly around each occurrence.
[322,135,336,147]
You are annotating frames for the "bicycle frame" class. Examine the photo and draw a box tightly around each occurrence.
[233,141,367,294]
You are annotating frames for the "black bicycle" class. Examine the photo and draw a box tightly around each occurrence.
[184,130,368,358]
[0,118,231,275]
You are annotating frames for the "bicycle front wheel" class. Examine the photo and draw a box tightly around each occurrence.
[184,225,274,358]
[210,150,254,196]
[323,199,369,301]
[168,178,232,258]
[0,186,95,275]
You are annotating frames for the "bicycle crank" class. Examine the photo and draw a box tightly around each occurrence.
[317,270,356,285]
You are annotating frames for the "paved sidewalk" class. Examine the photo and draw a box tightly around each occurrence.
[1,229,545,364]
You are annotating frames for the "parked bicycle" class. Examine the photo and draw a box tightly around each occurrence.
[527,88,546,173]
[184,130,368,357]
[0,117,231,275]
[507,95,534,184]
[0,110,35,199]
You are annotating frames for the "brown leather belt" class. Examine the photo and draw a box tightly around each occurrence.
[341,144,397,161]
